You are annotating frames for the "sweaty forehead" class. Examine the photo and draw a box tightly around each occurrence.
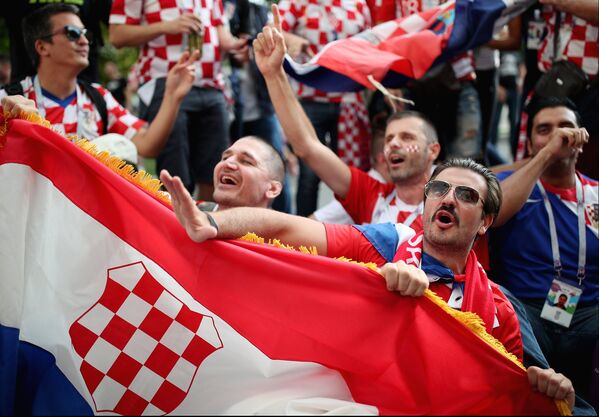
[385,117,425,136]
[225,138,267,161]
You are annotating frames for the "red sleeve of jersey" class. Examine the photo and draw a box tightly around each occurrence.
[490,284,524,362]
[325,224,387,266]
[336,167,392,225]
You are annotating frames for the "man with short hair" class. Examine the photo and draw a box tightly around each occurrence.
[0,3,198,160]
[490,95,597,403]
[159,155,575,411]
[207,135,284,211]
[254,9,439,230]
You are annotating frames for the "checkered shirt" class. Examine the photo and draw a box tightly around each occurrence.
[337,93,372,170]
[389,0,476,81]
[69,263,222,415]
[0,76,145,140]
[278,0,371,103]
[538,7,598,77]
[110,0,227,89]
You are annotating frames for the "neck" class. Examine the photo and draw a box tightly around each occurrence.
[36,66,78,99]
[423,239,470,274]
[541,160,577,188]
[394,176,427,205]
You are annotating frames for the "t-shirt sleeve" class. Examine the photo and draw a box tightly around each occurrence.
[336,166,390,225]
[325,224,387,266]
[98,86,145,139]
[109,0,142,25]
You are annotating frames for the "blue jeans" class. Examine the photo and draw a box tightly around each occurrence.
[450,81,483,160]
[500,287,597,415]
[296,100,341,216]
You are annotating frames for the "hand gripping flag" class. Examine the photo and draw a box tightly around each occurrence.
[0,116,566,415]
[284,0,535,92]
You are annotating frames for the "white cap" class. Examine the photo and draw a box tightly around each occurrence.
[92,133,138,165]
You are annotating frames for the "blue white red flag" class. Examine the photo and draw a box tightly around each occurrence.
[0,117,563,415]
[283,0,533,92]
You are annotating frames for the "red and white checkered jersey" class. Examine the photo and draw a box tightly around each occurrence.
[110,0,227,89]
[337,92,371,170]
[337,167,424,231]
[277,0,371,103]
[385,0,475,80]
[538,7,598,77]
[0,76,145,140]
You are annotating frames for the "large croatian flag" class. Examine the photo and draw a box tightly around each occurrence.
[0,117,563,415]
[284,0,533,92]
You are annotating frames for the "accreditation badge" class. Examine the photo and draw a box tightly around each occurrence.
[540,279,583,328]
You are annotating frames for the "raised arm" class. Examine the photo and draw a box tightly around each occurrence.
[109,13,202,48]
[159,169,328,254]
[131,51,199,157]
[494,127,588,227]
[253,5,352,198]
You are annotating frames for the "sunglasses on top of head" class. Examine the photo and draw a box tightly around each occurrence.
[40,25,92,43]
[424,180,484,206]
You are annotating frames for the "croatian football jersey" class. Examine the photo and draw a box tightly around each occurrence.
[538,6,598,77]
[110,0,226,89]
[336,167,424,231]
[277,0,371,103]
[0,76,145,140]
[490,171,598,303]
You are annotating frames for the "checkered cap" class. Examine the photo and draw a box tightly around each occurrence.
[538,8,598,77]
[337,93,371,170]
[110,0,227,89]
[69,262,222,415]
[277,0,371,103]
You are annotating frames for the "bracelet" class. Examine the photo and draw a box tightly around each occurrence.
[205,212,219,233]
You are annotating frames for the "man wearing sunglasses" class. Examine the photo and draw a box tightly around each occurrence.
[0,4,199,161]
[489,95,597,406]
[158,153,575,411]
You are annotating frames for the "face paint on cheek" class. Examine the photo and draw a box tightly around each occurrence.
[405,144,420,153]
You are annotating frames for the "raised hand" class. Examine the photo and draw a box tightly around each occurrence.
[164,50,200,101]
[253,4,288,77]
[543,127,589,161]
[159,169,218,243]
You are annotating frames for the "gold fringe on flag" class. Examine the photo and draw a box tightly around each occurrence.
[240,231,571,416]
[0,110,171,205]
[1,111,570,416]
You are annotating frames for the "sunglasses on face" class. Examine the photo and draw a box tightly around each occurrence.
[40,25,92,43]
[424,180,484,206]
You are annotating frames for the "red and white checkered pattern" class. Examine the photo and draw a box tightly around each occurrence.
[391,0,475,81]
[538,7,598,77]
[337,93,371,170]
[69,262,222,415]
[278,0,371,103]
[0,77,145,140]
[110,0,226,89]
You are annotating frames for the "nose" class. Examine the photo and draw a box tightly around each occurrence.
[439,186,458,206]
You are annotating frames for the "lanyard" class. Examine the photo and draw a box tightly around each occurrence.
[33,76,88,138]
[536,175,586,285]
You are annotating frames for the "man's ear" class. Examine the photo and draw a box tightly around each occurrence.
[35,39,50,59]
[478,212,494,237]
[266,180,283,200]
[428,142,441,162]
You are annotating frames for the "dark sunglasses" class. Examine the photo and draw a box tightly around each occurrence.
[40,25,92,43]
[424,180,484,206]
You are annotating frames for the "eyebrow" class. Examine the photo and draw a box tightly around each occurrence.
[222,150,258,163]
